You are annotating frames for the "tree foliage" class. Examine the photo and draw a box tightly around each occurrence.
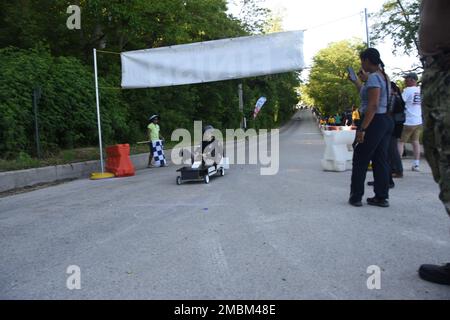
[0,47,130,158]
[305,40,364,116]
[0,0,300,159]
[229,0,271,34]
[371,0,420,57]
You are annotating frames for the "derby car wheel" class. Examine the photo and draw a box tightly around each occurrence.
[176,176,182,185]
[204,175,210,184]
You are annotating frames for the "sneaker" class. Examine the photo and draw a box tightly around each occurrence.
[392,173,404,179]
[412,165,421,172]
[419,263,450,286]
[349,198,363,207]
[367,197,390,208]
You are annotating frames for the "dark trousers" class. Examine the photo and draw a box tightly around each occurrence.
[388,135,403,175]
[148,142,154,165]
[350,114,394,201]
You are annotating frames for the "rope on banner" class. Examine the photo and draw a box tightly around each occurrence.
[96,49,121,55]
[98,86,123,90]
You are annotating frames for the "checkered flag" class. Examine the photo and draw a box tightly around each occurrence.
[152,140,166,167]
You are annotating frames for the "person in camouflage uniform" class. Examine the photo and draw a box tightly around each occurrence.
[418,0,450,286]
[422,57,450,216]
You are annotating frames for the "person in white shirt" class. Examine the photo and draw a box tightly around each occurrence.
[398,72,423,171]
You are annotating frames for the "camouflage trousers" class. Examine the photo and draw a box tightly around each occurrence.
[422,52,450,216]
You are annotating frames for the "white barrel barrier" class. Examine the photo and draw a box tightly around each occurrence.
[321,127,356,172]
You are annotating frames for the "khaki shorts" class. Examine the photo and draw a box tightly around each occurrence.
[401,125,423,143]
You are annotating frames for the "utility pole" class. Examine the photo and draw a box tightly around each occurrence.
[365,8,371,48]
[238,83,244,129]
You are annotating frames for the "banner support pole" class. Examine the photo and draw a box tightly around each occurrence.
[238,83,244,129]
[93,48,105,174]
[365,8,371,48]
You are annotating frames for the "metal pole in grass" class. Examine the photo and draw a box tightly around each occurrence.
[93,48,105,173]
[33,86,42,159]
[90,49,114,180]
[238,83,244,129]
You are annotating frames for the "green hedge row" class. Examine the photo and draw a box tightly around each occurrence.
[0,47,131,158]
[0,47,299,159]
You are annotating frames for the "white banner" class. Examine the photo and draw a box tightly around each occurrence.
[121,31,304,88]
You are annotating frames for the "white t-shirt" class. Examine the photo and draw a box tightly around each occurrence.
[402,86,422,126]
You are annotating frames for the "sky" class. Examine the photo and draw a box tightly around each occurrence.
[227,0,420,80]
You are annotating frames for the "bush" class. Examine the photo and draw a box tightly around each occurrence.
[0,47,300,161]
[0,47,131,158]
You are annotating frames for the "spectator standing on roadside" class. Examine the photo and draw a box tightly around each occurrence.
[368,81,405,189]
[352,106,361,127]
[348,48,394,208]
[328,116,336,125]
[335,113,342,126]
[398,72,423,172]
[389,81,406,178]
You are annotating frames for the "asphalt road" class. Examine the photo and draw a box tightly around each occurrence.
[1,110,449,299]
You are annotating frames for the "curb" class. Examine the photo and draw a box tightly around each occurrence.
[0,150,174,194]
[0,118,298,194]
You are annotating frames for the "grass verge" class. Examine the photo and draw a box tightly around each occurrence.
[0,141,179,173]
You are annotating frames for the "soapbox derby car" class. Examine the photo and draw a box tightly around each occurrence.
[176,157,229,185]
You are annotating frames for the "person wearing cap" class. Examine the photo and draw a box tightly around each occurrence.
[398,72,422,172]
[417,0,450,286]
[147,115,165,167]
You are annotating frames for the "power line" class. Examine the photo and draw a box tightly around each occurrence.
[303,11,364,32]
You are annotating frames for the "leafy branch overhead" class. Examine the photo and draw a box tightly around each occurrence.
[304,40,365,117]
[370,0,420,57]
[0,0,300,159]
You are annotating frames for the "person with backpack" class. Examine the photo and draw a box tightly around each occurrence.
[335,113,342,126]
[368,81,405,188]
[389,82,406,178]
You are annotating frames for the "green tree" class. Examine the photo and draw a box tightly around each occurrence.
[0,0,246,59]
[298,84,314,107]
[0,0,300,162]
[371,0,420,57]
[230,0,271,34]
[0,47,130,158]
[305,40,364,116]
